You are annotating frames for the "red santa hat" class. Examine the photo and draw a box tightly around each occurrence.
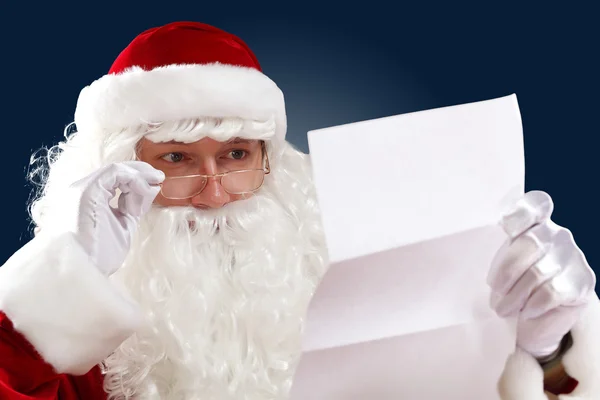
[73,21,286,142]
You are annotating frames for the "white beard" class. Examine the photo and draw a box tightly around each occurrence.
[102,186,327,399]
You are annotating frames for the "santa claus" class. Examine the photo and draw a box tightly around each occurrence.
[0,21,598,400]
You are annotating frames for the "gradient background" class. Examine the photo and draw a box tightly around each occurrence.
[2,3,598,293]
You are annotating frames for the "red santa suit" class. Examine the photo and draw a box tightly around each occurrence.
[0,311,106,399]
[0,21,599,400]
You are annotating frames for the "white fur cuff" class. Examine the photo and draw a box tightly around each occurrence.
[0,231,142,375]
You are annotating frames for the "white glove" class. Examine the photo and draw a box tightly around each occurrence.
[44,161,164,276]
[487,190,596,359]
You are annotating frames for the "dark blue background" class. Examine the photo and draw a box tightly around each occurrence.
[2,3,598,293]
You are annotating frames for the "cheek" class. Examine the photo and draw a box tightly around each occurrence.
[229,192,255,203]
[153,192,192,207]
[152,188,255,208]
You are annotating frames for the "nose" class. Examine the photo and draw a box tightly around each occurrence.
[190,176,231,209]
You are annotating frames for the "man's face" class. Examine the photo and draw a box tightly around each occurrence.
[137,137,265,208]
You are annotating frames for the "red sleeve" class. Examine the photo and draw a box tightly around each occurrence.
[0,312,107,400]
[544,376,579,396]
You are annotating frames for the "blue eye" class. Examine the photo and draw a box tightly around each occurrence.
[228,150,247,160]
[161,152,184,163]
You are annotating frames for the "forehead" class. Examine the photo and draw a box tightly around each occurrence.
[139,137,259,154]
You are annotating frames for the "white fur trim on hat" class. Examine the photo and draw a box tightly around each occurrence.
[498,292,600,399]
[74,63,287,142]
[0,231,143,375]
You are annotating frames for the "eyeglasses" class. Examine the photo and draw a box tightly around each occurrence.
[158,142,271,200]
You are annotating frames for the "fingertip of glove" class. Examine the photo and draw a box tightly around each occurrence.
[151,170,166,183]
[500,190,554,239]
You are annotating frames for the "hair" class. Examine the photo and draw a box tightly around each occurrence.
[24,116,327,399]
[27,116,328,399]
[26,117,279,234]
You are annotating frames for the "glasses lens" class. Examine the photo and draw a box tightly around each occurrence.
[222,170,265,194]
[161,176,208,199]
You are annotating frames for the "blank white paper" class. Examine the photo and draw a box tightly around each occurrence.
[307,94,524,264]
[290,94,525,400]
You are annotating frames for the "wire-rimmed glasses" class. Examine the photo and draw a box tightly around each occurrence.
[158,142,271,200]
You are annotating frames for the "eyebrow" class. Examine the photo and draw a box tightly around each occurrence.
[160,138,254,145]
[152,138,257,149]
[224,137,255,145]
[160,140,187,145]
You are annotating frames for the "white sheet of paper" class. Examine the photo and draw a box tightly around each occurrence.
[290,94,525,399]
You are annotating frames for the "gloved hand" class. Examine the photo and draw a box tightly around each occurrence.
[43,161,164,276]
[487,190,596,359]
